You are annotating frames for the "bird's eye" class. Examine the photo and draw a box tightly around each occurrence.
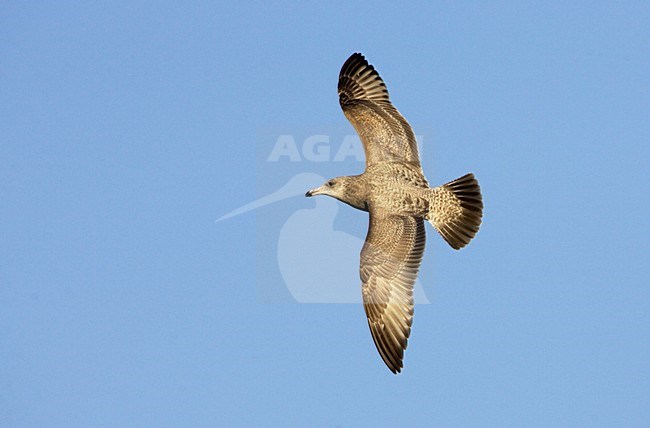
[327,180,336,187]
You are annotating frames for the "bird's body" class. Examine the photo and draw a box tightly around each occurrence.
[306,53,483,373]
[323,163,428,214]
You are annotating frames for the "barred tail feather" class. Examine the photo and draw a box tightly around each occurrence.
[428,173,483,250]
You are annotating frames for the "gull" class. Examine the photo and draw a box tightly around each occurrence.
[305,53,484,373]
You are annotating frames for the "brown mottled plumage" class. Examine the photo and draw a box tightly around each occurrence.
[306,53,483,374]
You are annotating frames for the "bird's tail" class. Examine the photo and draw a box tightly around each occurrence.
[426,173,483,250]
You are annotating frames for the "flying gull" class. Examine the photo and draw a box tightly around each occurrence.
[306,53,484,373]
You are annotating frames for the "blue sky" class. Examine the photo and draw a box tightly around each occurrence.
[1,2,649,426]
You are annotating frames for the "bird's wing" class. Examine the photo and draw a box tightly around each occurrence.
[360,208,426,373]
[338,53,422,169]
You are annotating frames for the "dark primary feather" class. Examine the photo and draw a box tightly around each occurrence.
[338,53,422,168]
[360,210,426,373]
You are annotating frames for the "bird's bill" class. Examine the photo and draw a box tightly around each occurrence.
[305,185,326,197]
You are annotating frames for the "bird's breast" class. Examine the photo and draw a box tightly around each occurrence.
[365,169,430,217]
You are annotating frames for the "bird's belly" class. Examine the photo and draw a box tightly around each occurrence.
[370,186,429,217]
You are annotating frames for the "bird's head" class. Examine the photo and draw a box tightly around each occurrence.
[305,176,367,211]
[305,177,348,199]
